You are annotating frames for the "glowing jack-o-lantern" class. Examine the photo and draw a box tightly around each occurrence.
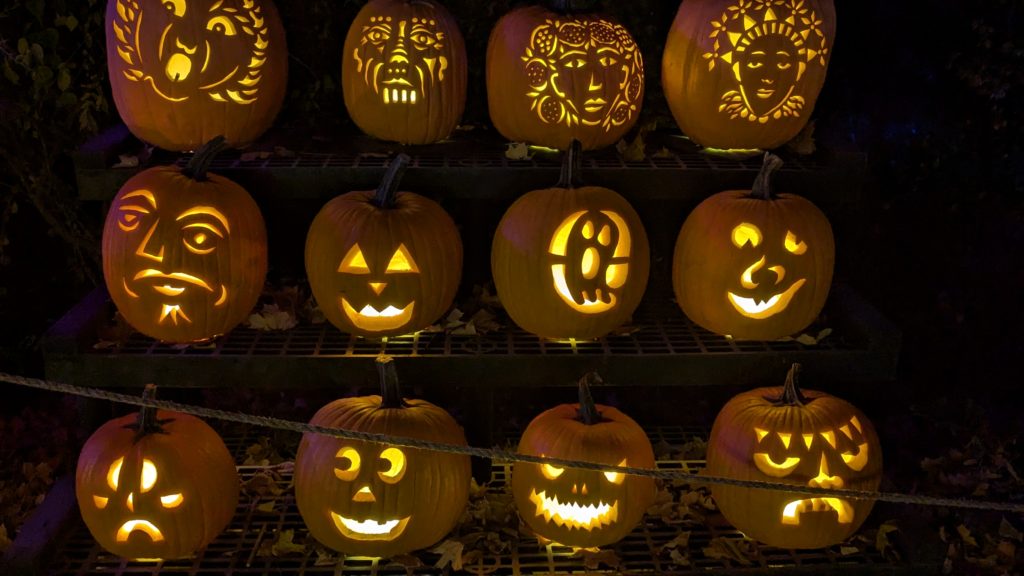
[487,3,645,151]
[295,355,471,557]
[511,374,656,548]
[705,364,882,549]
[492,140,649,340]
[76,386,239,560]
[102,137,268,343]
[106,0,288,151]
[672,153,833,340]
[306,154,462,338]
[342,0,468,144]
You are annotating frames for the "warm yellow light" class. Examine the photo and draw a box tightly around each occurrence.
[378,447,407,483]
[740,255,765,289]
[352,486,376,503]
[581,248,598,279]
[551,265,617,314]
[549,211,588,257]
[334,447,361,481]
[176,206,231,234]
[369,282,387,295]
[802,433,814,450]
[778,432,792,449]
[165,53,192,82]
[541,462,565,480]
[108,457,124,491]
[841,443,870,471]
[731,223,762,249]
[93,495,109,509]
[754,427,770,442]
[753,453,800,476]
[127,492,134,512]
[602,459,628,484]
[528,490,618,531]
[785,231,808,255]
[160,493,184,508]
[158,304,192,325]
[781,497,854,525]
[331,512,410,541]
[341,298,415,332]
[820,430,837,449]
[385,244,419,273]
[116,520,165,543]
[849,416,863,434]
[339,244,370,274]
[140,459,158,492]
[727,277,806,319]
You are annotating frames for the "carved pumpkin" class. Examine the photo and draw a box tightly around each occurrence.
[342,0,468,145]
[76,386,239,560]
[492,141,649,340]
[486,2,645,151]
[662,0,836,152]
[672,154,833,340]
[706,364,882,549]
[106,0,288,152]
[306,154,462,338]
[295,355,471,557]
[512,374,656,548]
[102,137,268,343]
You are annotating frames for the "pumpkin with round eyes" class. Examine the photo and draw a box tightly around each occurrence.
[492,141,649,340]
[75,386,239,560]
[102,137,268,343]
[672,153,834,340]
[705,364,882,549]
[511,373,656,548]
[106,0,288,151]
[294,355,471,557]
[306,154,462,338]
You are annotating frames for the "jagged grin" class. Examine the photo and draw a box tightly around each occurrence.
[781,497,854,525]
[340,298,415,332]
[331,512,411,541]
[727,278,806,320]
[528,490,619,531]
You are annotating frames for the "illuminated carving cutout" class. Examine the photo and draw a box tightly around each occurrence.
[781,455,853,525]
[340,299,415,332]
[703,0,829,123]
[753,452,800,476]
[334,447,361,481]
[331,513,411,540]
[522,18,643,131]
[353,15,449,106]
[549,210,632,314]
[727,278,806,319]
[727,223,809,319]
[336,243,421,333]
[732,222,762,248]
[603,458,628,484]
[528,489,619,531]
[542,463,565,480]
[111,0,272,104]
[338,244,371,274]
[116,520,165,543]
[841,443,870,471]
[785,230,807,254]
[160,493,184,508]
[378,447,407,483]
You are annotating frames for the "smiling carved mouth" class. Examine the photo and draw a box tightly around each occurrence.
[781,497,854,525]
[331,512,411,541]
[135,269,213,293]
[340,298,415,332]
[584,98,607,113]
[528,489,618,531]
[727,278,806,320]
[756,88,776,99]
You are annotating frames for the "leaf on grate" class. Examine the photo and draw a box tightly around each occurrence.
[431,538,465,570]
[840,545,860,555]
[876,521,901,561]
[661,531,691,552]
[242,469,285,500]
[957,524,978,548]
[576,548,621,570]
[244,437,286,466]
[673,436,709,460]
[112,153,139,168]
[313,544,339,566]
[670,547,691,567]
[257,529,307,557]
[505,142,533,161]
[703,536,756,566]
[652,147,674,158]
[615,121,656,162]
[0,524,11,553]
[246,304,298,331]
[607,323,642,336]
[386,553,423,574]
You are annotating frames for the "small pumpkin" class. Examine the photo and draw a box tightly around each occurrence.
[672,153,833,340]
[662,0,836,152]
[106,0,288,151]
[342,0,468,145]
[486,1,645,151]
[492,141,649,340]
[294,355,471,557]
[705,364,882,549]
[102,137,268,343]
[305,154,462,338]
[76,385,239,560]
[512,373,656,548]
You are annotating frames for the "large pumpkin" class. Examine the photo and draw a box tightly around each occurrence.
[294,355,471,558]
[511,373,656,548]
[492,141,649,340]
[76,386,239,559]
[107,0,288,151]
[306,154,462,338]
[486,2,645,151]
[342,0,468,145]
[705,364,882,549]
[662,0,836,151]
[672,154,833,340]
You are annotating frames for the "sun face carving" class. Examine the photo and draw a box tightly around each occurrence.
[353,14,449,107]
[727,222,808,319]
[90,456,186,549]
[549,210,632,314]
[336,243,420,333]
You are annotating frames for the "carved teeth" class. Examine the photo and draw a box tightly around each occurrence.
[781,497,854,525]
[528,490,618,531]
[383,89,417,105]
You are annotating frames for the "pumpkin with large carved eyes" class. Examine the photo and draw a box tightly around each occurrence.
[295,355,471,557]
[672,153,833,340]
[511,373,656,548]
[705,364,882,549]
[342,0,468,145]
[662,0,836,152]
[486,2,645,151]
[492,141,649,340]
[305,154,462,338]
[106,0,288,151]
[76,386,239,560]
[102,138,268,343]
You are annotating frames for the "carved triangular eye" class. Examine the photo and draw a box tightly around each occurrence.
[386,244,419,273]
[339,244,370,274]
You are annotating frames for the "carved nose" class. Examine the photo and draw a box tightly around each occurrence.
[136,220,165,262]
[369,282,387,295]
[809,454,844,489]
[571,483,588,495]
[352,486,376,502]
[588,74,603,92]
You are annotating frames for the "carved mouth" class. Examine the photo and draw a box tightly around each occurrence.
[583,98,607,113]
[116,520,165,543]
[551,265,619,315]
[135,270,213,292]
[781,497,854,525]
[340,298,415,332]
[727,278,806,320]
[330,512,410,541]
[528,489,618,531]
[383,88,417,105]
[756,88,776,99]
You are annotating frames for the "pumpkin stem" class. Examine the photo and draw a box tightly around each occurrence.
[750,152,784,200]
[182,135,229,182]
[557,139,584,189]
[377,354,408,409]
[576,372,604,425]
[373,154,411,209]
[773,363,808,406]
[133,384,165,441]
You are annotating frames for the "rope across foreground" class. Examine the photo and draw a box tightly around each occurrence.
[2,371,1021,514]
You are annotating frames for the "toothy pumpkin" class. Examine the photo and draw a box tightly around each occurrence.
[486,2,645,151]
[512,373,656,548]
[492,140,649,340]
[342,0,468,144]
[76,385,239,559]
[305,154,462,338]
[662,0,836,151]
[294,355,471,557]
[672,153,833,340]
[102,137,268,343]
[705,364,882,549]
[107,0,288,151]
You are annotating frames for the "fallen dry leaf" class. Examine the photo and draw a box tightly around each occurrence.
[703,536,756,566]
[257,529,306,557]
[431,539,465,570]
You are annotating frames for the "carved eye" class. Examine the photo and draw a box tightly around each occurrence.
[410,32,435,47]
[385,244,419,273]
[563,59,587,69]
[182,222,224,255]
[160,493,184,508]
[334,447,361,481]
[107,457,124,491]
[378,447,407,484]
[164,0,185,17]
[366,26,390,44]
[541,462,564,480]
[339,244,370,274]
[732,223,762,248]
[602,458,627,484]
[841,443,870,471]
[785,231,808,255]
[93,495,109,509]
[754,452,801,476]
[206,15,237,36]
[599,56,617,67]
[117,206,149,232]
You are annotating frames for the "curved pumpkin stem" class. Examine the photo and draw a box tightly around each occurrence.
[377,354,408,409]
[576,372,604,425]
[557,139,584,189]
[750,152,784,201]
[771,363,807,406]
[182,135,228,182]
[131,384,166,442]
[373,154,411,209]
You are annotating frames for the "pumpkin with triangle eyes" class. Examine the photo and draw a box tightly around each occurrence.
[306,155,462,338]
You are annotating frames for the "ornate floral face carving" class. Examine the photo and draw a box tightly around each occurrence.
[90,455,186,549]
[727,222,808,319]
[352,13,450,107]
[549,210,632,314]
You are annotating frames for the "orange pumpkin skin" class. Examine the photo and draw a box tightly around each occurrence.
[487,6,645,151]
[342,0,468,144]
[106,0,288,151]
[662,0,836,151]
